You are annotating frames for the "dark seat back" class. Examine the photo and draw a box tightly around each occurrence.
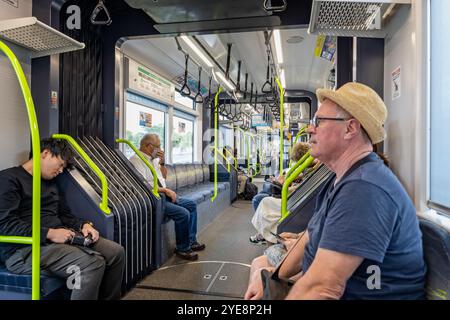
[419,218,450,300]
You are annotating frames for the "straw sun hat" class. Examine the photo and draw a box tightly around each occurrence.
[316,82,387,144]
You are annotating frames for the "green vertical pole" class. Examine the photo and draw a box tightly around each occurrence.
[0,40,41,300]
[212,87,222,202]
[275,77,284,175]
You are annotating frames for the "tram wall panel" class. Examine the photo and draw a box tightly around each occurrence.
[56,169,115,240]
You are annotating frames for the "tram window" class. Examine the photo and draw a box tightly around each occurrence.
[124,97,166,158]
[429,0,450,215]
[172,115,194,163]
[175,90,195,109]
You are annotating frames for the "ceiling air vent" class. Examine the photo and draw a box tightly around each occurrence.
[308,0,411,38]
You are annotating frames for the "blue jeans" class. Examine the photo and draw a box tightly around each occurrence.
[252,192,270,211]
[164,197,198,252]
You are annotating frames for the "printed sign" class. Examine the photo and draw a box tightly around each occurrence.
[128,60,175,105]
[251,114,267,127]
[391,66,401,100]
[50,91,58,110]
[315,35,336,62]
[139,112,152,128]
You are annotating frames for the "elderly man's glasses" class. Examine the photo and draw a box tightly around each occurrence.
[309,115,351,128]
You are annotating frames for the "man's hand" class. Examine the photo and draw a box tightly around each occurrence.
[244,267,274,300]
[156,149,165,164]
[81,223,100,243]
[165,188,177,203]
[277,175,285,185]
[47,228,75,244]
[280,232,300,240]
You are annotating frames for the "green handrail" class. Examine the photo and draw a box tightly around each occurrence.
[53,134,111,214]
[209,146,231,172]
[116,139,160,199]
[293,124,309,144]
[0,40,41,300]
[212,87,223,202]
[280,155,315,221]
[223,148,237,169]
[286,151,311,179]
[275,77,285,175]
[289,124,309,167]
[249,134,261,178]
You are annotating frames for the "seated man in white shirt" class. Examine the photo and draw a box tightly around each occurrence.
[129,134,205,261]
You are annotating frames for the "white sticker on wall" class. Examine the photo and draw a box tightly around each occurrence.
[391,66,401,100]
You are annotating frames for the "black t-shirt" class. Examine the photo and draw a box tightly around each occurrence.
[0,166,83,262]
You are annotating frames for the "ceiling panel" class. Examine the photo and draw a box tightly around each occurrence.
[121,28,334,99]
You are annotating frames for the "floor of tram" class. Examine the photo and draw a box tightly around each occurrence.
[123,199,267,300]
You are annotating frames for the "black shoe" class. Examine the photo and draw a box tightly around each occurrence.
[174,249,198,261]
[190,241,206,251]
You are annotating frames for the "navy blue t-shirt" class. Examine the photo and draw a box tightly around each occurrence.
[302,153,426,299]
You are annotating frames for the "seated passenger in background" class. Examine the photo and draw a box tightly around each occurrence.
[245,82,426,300]
[0,138,125,300]
[129,134,205,261]
[251,142,311,212]
[250,142,315,244]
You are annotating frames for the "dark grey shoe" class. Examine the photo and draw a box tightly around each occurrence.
[174,249,198,261]
[190,241,206,251]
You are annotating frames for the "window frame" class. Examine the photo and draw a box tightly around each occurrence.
[427,0,450,218]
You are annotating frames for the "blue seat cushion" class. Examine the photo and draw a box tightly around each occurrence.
[177,189,205,204]
[0,265,66,298]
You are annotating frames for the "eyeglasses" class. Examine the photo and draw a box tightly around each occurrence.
[309,115,351,128]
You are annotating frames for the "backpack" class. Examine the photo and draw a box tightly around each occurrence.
[243,179,258,200]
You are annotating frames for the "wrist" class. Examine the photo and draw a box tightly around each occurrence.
[81,221,94,231]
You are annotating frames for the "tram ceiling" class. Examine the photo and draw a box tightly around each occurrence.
[122,29,333,96]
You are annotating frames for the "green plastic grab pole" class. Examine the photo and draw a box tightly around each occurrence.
[0,40,41,300]
[280,155,315,221]
[286,151,311,179]
[209,146,231,172]
[53,134,111,214]
[212,87,223,202]
[275,77,285,175]
[289,124,309,167]
[223,148,237,169]
[293,124,309,144]
[116,139,160,199]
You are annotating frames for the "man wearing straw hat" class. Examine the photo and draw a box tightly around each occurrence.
[245,82,425,300]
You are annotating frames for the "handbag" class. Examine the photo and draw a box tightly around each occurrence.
[260,231,306,300]
[261,266,294,300]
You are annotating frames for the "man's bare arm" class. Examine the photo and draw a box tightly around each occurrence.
[285,248,363,300]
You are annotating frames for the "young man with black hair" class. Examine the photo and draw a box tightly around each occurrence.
[0,138,125,300]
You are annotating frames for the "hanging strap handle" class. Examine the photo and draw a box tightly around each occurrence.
[91,0,112,25]
[180,54,191,96]
[261,54,272,93]
[194,66,203,104]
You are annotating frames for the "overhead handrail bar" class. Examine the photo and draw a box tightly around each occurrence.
[0,40,41,300]
[53,134,111,214]
[116,139,161,199]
